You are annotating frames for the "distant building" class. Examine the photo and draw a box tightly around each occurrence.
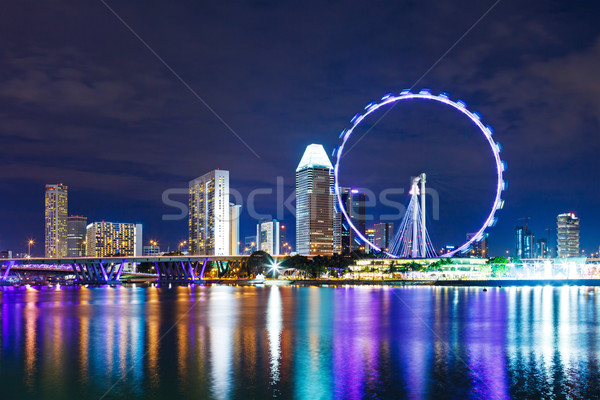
[439,245,457,256]
[535,238,548,258]
[374,222,394,253]
[515,226,534,259]
[335,188,367,254]
[467,232,489,258]
[279,224,289,254]
[557,213,580,258]
[0,250,12,259]
[143,244,160,256]
[45,184,68,258]
[67,215,87,257]
[257,219,280,255]
[229,203,241,255]
[365,228,376,253]
[296,144,335,255]
[189,170,229,255]
[86,222,142,257]
[244,235,257,255]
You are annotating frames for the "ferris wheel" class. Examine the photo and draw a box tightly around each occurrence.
[333,89,506,258]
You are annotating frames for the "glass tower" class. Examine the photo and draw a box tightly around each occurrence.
[557,212,580,258]
[296,144,335,256]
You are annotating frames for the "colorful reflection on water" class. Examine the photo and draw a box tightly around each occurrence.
[1,285,600,399]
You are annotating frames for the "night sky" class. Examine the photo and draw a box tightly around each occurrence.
[1,1,600,256]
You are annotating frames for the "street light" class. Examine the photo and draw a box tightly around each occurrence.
[27,239,34,258]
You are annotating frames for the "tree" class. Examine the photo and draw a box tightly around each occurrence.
[489,256,509,277]
[247,251,274,277]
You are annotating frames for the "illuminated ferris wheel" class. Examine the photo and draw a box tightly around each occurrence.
[333,89,506,258]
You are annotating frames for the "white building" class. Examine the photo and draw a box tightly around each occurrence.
[257,219,280,255]
[189,169,230,255]
[229,203,241,255]
[296,144,335,255]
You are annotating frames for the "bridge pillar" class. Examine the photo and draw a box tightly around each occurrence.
[70,261,124,284]
[1,261,15,281]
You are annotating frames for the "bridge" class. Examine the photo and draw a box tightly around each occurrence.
[0,255,287,284]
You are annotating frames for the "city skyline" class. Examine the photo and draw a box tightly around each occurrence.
[1,2,600,257]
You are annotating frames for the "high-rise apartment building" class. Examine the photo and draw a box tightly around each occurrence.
[374,222,394,253]
[515,226,534,259]
[557,212,580,258]
[229,203,241,255]
[189,170,230,255]
[296,144,335,255]
[467,232,489,258]
[45,184,68,258]
[257,219,281,255]
[67,215,87,257]
[86,222,142,257]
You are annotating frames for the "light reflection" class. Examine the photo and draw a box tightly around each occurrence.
[267,286,282,386]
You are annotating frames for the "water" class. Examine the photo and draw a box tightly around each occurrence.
[1,284,600,399]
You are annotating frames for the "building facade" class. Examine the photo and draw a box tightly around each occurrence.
[557,212,580,258]
[374,222,394,253]
[45,184,68,258]
[515,226,534,259]
[335,188,367,254]
[229,203,241,255]
[257,219,281,255]
[189,170,230,255]
[86,222,142,257]
[467,232,489,258]
[67,215,87,257]
[296,144,335,256]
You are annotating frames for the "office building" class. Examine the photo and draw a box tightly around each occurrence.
[335,187,367,254]
[374,222,394,253]
[45,184,68,258]
[296,144,335,255]
[279,224,290,254]
[67,215,87,257]
[515,226,534,259]
[143,244,161,256]
[244,235,257,255]
[86,222,142,257]
[189,169,230,255]
[557,212,580,258]
[365,228,376,253]
[257,219,281,255]
[535,238,548,259]
[467,232,489,258]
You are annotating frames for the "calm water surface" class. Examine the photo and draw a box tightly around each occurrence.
[1,284,600,399]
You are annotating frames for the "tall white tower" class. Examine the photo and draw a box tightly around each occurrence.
[296,144,335,255]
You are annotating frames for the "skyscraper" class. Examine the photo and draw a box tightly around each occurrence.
[515,226,534,259]
[557,212,580,258]
[335,187,367,254]
[189,170,230,255]
[229,203,241,255]
[257,219,281,255]
[45,184,68,258]
[296,144,335,255]
[279,224,288,254]
[535,238,548,258]
[86,222,142,257]
[374,222,394,253]
[467,232,489,258]
[67,215,87,257]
